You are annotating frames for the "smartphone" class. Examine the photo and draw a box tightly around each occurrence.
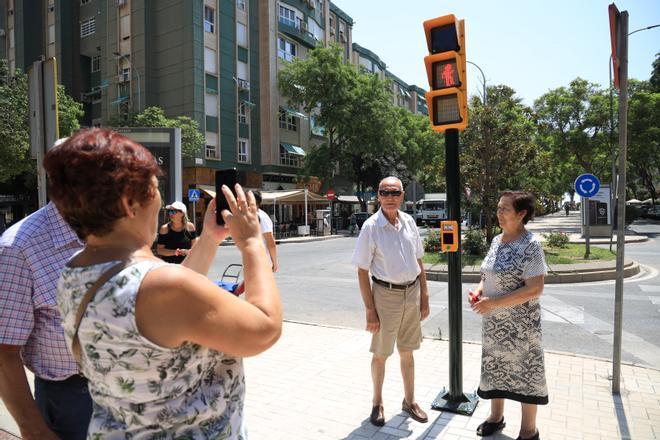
[215,168,238,225]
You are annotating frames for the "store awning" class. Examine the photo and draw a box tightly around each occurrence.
[198,184,217,198]
[261,190,328,204]
[280,106,308,120]
[281,143,306,156]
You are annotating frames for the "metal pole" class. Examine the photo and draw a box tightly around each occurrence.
[192,200,196,228]
[609,55,616,252]
[584,197,590,259]
[431,129,478,415]
[304,188,308,232]
[612,11,629,395]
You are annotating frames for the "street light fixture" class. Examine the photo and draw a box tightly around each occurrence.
[466,60,486,106]
[113,51,141,112]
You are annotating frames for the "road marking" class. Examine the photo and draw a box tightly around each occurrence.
[541,296,584,324]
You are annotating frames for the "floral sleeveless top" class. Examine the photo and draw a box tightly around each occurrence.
[57,259,246,439]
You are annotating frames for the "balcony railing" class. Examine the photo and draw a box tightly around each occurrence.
[277,18,318,48]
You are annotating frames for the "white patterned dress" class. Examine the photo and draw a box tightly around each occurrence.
[477,231,549,405]
[57,260,247,439]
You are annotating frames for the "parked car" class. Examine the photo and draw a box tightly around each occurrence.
[646,206,660,220]
[351,212,371,229]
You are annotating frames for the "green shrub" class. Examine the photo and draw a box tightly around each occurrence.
[544,231,569,248]
[463,228,487,255]
[625,205,641,225]
[424,230,442,253]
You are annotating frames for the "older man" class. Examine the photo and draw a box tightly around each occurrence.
[351,176,430,426]
[0,203,92,439]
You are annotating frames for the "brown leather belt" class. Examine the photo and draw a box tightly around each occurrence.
[371,276,418,290]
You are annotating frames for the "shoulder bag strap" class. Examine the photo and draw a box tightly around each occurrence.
[71,259,133,366]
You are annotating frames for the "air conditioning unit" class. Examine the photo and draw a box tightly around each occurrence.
[0,29,5,37]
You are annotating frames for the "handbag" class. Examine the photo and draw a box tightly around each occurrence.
[71,259,136,366]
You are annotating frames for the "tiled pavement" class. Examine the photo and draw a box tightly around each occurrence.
[2,321,659,439]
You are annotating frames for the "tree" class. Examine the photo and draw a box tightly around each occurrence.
[534,78,612,196]
[628,82,659,203]
[461,86,539,242]
[110,106,204,159]
[279,46,403,211]
[650,53,660,93]
[0,59,83,183]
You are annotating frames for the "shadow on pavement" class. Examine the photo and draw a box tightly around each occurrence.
[613,394,631,440]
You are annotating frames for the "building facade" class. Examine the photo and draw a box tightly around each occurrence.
[1,0,426,203]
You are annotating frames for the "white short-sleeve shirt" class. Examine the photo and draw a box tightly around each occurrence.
[257,209,273,234]
[351,209,424,284]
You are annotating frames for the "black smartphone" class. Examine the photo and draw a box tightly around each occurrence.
[215,168,238,225]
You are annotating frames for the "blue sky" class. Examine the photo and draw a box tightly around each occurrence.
[330,0,660,105]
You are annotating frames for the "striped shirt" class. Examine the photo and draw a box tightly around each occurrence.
[0,202,83,380]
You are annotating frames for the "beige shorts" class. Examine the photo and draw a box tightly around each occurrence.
[370,279,422,358]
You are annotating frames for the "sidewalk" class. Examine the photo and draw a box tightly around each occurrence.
[3,321,658,439]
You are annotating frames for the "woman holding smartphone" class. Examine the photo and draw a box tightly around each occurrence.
[470,191,548,440]
[44,128,282,438]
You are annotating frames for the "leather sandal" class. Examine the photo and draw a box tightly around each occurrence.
[476,417,506,436]
[370,404,384,426]
[401,399,428,423]
[516,430,540,440]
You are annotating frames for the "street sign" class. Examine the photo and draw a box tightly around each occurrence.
[327,189,336,200]
[575,174,600,198]
[188,189,200,202]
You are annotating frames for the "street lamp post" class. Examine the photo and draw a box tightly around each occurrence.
[113,51,141,112]
[466,60,486,106]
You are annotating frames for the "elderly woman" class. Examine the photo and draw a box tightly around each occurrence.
[43,128,282,438]
[470,191,547,440]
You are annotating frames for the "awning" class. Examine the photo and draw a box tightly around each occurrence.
[261,190,328,203]
[281,143,306,156]
[280,106,308,120]
[337,195,360,203]
[198,184,216,198]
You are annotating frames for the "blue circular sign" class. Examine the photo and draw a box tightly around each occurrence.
[574,174,600,198]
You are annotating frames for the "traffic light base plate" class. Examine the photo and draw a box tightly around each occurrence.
[431,387,479,415]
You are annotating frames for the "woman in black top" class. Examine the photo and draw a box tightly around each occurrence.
[157,201,198,263]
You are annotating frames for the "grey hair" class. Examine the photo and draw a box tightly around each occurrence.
[378,176,403,191]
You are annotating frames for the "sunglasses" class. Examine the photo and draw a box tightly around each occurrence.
[378,190,402,197]
[167,209,181,215]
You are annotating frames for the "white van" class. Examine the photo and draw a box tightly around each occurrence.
[415,193,447,226]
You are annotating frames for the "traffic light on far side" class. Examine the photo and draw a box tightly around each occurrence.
[423,15,467,132]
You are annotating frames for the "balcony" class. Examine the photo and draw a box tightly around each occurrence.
[236,78,250,91]
[278,18,318,48]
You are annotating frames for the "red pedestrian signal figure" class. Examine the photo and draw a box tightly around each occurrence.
[441,63,455,87]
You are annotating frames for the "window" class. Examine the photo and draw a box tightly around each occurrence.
[48,24,55,44]
[80,17,95,37]
[279,110,297,131]
[205,93,218,117]
[120,14,130,40]
[205,73,218,94]
[204,6,215,33]
[238,102,248,124]
[236,0,246,10]
[236,22,247,47]
[205,145,217,159]
[277,37,296,61]
[237,61,248,81]
[238,139,249,163]
[91,55,101,72]
[81,0,91,4]
[119,67,130,82]
[204,47,217,74]
[279,148,302,167]
[278,5,297,28]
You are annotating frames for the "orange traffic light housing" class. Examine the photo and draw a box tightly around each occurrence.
[423,15,467,132]
[440,220,459,253]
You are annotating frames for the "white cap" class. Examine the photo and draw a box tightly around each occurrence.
[165,201,187,215]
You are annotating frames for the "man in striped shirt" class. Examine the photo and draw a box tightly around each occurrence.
[0,202,92,439]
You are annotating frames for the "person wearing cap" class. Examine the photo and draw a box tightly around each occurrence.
[157,201,198,264]
[0,140,93,439]
[351,176,430,427]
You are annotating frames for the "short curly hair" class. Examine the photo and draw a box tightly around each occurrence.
[43,128,162,239]
[500,191,536,224]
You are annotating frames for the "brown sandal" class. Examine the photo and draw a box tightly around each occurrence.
[476,417,505,436]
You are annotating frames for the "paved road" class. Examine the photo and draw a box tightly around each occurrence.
[207,218,660,368]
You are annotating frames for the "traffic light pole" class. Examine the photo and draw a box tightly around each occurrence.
[431,129,478,415]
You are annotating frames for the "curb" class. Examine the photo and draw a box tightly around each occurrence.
[220,234,345,246]
[424,260,641,283]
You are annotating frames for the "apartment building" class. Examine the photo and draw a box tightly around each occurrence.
[1,0,425,200]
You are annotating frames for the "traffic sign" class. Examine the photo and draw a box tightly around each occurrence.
[575,174,600,198]
[326,189,336,200]
[188,189,200,202]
